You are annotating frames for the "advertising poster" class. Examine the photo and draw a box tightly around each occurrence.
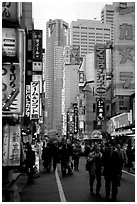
[30,81,40,120]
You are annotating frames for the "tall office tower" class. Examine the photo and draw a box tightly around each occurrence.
[101,4,114,42]
[70,19,111,58]
[45,19,69,134]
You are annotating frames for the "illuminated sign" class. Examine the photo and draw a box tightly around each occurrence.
[94,44,106,97]
[30,81,40,120]
[32,30,42,62]
[96,98,105,120]
[107,112,132,134]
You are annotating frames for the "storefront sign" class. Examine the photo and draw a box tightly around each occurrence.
[32,30,42,62]
[2,124,10,166]
[107,112,132,134]
[94,44,106,97]
[2,63,23,114]
[30,81,40,120]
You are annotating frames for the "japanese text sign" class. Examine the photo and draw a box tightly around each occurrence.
[30,81,40,120]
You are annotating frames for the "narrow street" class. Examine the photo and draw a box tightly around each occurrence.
[20,157,135,202]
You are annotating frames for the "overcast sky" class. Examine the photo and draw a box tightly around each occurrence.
[32,0,113,46]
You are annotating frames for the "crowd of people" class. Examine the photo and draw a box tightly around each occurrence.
[22,137,135,201]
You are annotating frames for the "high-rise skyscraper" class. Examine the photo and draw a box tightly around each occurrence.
[101,4,114,42]
[70,19,111,58]
[45,19,69,134]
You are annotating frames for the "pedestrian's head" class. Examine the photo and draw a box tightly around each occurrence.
[94,144,100,153]
[105,141,113,151]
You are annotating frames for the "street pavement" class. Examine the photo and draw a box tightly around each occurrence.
[19,157,135,202]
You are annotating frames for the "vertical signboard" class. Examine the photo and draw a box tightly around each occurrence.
[2,29,25,114]
[30,81,40,120]
[32,30,42,62]
[25,85,31,117]
[113,2,135,96]
[94,44,106,98]
[2,124,21,166]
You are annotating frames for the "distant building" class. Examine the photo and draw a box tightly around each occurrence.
[101,4,114,42]
[45,19,69,134]
[70,19,111,58]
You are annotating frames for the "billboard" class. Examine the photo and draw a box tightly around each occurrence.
[94,44,106,97]
[113,2,135,96]
[30,81,40,120]
[32,30,42,62]
[3,124,21,167]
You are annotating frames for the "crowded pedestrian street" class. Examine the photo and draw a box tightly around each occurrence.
[16,157,135,202]
[2,2,135,202]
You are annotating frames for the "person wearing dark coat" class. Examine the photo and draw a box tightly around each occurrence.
[73,141,81,170]
[59,140,73,176]
[51,142,59,172]
[25,142,35,183]
[42,143,52,173]
[86,144,102,195]
[102,142,122,201]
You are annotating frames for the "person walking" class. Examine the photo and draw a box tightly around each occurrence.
[86,144,102,196]
[73,141,81,171]
[25,142,35,183]
[59,139,73,177]
[102,141,122,201]
[51,141,59,172]
[42,143,52,173]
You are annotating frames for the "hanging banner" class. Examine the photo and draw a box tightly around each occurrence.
[30,81,40,120]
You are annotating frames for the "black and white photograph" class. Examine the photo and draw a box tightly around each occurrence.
[2,1,135,202]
